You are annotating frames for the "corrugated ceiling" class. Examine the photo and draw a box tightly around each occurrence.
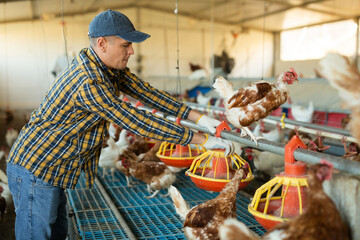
[0,0,359,31]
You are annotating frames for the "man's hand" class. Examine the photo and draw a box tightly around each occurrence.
[196,115,221,134]
[202,134,234,156]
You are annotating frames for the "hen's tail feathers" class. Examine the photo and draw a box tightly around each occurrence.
[319,52,360,95]
[212,76,234,99]
[319,53,360,144]
[168,186,190,221]
[219,218,260,240]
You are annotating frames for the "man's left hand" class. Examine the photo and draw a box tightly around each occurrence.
[196,115,221,134]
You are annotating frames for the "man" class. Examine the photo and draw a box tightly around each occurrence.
[6,10,234,240]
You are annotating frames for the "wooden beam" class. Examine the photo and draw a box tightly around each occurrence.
[265,0,346,18]
[235,0,330,24]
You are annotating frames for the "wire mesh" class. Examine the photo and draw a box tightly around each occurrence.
[66,167,267,239]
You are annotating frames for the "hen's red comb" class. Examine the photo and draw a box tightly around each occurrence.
[289,67,298,78]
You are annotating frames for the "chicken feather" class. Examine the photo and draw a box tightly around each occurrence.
[213,69,297,144]
[319,52,360,144]
[117,149,176,198]
[169,165,249,240]
[219,160,350,240]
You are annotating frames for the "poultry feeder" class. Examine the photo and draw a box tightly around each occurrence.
[185,121,254,192]
[145,138,156,148]
[156,117,206,167]
[156,142,207,167]
[248,135,309,230]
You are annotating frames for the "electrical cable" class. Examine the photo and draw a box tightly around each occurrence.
[3,0,9,109]
[261,0,267,80]
[61,0,70,66]
[175,0,182,97]
[210,0,215,85]
[36,0,51,89]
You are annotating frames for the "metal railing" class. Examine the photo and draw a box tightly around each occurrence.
[138,104,360,176]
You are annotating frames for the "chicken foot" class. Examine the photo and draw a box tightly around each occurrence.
[241,127,263,145]
[102,168,116,180]
[125,176,135,187]
[145,189,160,199]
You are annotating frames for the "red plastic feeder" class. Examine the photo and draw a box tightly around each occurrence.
[156,116,207,167]
[156,142,206,167]
[185,121,253,192]
[145,138,156,149]
[186,149,254,192]
[248,135,309,230]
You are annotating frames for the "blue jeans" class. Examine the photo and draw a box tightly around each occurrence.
[7,162,68,240]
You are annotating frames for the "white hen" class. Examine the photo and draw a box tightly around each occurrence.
[196,90,211,106]
[99,138,119,178]
[99,130,129,179]
[291,102,314,123]
[252,149,284,178]
[5,128,19,148]
[253,122,285,143]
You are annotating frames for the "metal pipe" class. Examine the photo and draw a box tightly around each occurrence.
[94,177,137,240]
[263,118,357,143]
[143,107,360,176]
[265,115,351,136]
[184,102,356,142]
[221,130,360,176]
[65,193,79,240]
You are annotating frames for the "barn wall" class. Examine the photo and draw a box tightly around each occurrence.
[0,7,274,110]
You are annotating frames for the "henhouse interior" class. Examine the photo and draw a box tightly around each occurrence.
[0,0,360,239]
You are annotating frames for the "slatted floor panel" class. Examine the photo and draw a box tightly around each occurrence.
[67,168,267,239]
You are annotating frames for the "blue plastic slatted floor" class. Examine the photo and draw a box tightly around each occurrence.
[67,168,267,239]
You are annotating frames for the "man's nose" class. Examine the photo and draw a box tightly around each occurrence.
[128,45,134,55]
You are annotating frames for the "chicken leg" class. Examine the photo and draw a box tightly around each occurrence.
[241,126,264,145]
[145,190,160,199]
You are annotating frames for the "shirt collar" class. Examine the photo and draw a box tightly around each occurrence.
[86,46,122,79]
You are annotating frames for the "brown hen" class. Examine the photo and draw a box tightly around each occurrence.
[116,149,176,198]
[213,69,298,144]
[219,160,350,240]
[169,165,249,240]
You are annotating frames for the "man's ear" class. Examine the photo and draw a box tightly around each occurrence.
[97,37,107,52]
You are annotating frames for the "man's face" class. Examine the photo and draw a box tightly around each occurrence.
[104,36,134,70]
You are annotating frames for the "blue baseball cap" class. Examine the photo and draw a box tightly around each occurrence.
[88,10,150,43]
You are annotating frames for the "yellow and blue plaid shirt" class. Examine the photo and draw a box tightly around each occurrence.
[8,47,193,189]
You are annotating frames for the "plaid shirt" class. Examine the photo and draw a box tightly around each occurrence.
[8,47,193,189]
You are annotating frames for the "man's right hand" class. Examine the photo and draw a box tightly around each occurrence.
[202,134,234,156]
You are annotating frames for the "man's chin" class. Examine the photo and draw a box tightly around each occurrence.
[113,65,126,70]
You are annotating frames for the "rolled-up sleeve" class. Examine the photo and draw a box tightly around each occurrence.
[76,78,193,146]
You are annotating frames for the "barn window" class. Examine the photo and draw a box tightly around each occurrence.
[280,19,358,61]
